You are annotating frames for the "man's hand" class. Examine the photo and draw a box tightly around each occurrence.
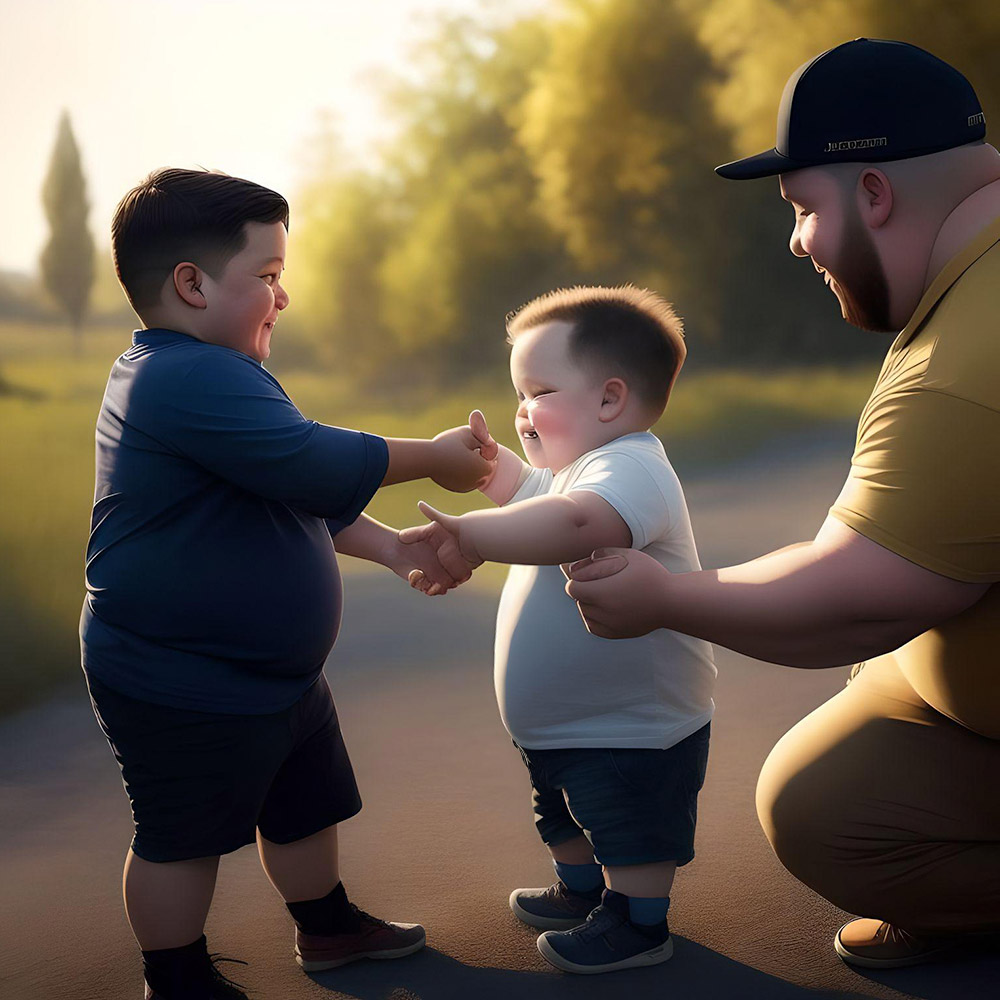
[399,501,484,595]
[431,410,498,492]
[564,548,670,639]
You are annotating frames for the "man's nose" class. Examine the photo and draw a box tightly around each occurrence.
[789,223,808,258]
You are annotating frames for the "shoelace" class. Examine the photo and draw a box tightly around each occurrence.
[876,922,926,949]
[349,902,395,931]
[572,906,623,943]
[206,954,250,997]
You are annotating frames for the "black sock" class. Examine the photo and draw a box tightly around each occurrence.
[286,880,360,935]
[142,935,212,999]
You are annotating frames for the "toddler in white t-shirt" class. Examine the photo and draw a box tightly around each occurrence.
[400,285,716,975]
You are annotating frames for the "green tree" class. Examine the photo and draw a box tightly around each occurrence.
[39,110,95,352]
[374,13,574,384]
[517,0,741,350]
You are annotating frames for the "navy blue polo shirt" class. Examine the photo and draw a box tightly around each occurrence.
[80,329,389,714]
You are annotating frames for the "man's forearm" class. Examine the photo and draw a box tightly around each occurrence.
[461,495,621,564]
[660,546,930,668]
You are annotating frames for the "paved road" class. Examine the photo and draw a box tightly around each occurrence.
[3,422,998,1000]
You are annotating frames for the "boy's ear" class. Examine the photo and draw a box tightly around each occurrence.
[172,262,208,309]
[599,377,629,422]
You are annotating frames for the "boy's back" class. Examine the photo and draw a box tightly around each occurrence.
[494,430,716,751]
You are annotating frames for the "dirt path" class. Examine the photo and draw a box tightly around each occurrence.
[3,422,997,1000]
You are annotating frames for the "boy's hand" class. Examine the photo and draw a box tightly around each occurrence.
[399,501,484,595]
[387,530,471,596]
[431,413,498,492]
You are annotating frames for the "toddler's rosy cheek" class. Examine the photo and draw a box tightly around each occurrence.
[527,401,571,439]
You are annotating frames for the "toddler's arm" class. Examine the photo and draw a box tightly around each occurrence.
[468,410,531,506]
[401,492,632,567]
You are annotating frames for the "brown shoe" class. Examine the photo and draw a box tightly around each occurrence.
[294,906,426,972]
[834,918,956,968]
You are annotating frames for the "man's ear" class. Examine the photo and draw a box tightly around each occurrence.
[172,262,208,309]
[599,377,629,422]
[858,168,893,229]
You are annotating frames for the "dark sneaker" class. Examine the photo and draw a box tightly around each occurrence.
[144,952,250,998]
[536,889,672,974]
[509,880,604,930]
[294,903,426,972]
[834,918,958,968]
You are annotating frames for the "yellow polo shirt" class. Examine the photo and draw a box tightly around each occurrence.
[830,215,1000,739]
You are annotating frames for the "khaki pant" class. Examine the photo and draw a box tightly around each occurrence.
[756,652,1000,935]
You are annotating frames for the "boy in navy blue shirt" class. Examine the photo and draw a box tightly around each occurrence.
[83,167,491,999]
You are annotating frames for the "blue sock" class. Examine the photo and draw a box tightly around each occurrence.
[553,859,603,893]
[627,895,670,927]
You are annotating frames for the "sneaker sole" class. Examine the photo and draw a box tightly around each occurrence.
[509,889,591,931]
[833,923,954,969]
[536,932,673,974]
[295,931,426,972]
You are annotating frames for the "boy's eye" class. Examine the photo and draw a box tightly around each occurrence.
[261,273,278,284]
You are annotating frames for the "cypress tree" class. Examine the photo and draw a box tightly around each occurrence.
[40,110,95,352]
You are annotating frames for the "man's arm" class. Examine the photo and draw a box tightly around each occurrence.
[565,516,989,667]
[404,490,633,566]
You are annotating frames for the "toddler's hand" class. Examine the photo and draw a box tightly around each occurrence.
[399,502,483,595]
[390,531,469,596]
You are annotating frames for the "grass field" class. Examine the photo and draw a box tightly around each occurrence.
[0,320,878,715]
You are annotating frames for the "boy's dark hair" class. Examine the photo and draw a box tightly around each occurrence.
[506,285,687,414]
[111,167,289,316]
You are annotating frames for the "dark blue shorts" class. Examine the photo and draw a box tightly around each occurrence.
[514,722,711,867]
[86,673,362,863]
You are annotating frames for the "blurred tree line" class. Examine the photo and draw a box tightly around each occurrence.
[284,0,1000,386]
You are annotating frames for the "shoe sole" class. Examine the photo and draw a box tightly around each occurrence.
[509,889,591,931]
[833,923,954,969]
[295,931,426,972]
[536,932,673,974]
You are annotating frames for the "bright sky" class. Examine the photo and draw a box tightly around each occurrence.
[0,0,546,274]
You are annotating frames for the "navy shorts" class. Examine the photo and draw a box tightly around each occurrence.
[514,722,711,867]
[86,673,362,863]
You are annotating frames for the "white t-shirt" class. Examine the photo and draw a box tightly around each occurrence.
[494,431,716,749]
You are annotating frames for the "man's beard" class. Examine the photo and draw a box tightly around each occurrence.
[827,207,895,333]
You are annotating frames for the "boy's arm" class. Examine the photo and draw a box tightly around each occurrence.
[401,491,632,566]
[332,514,477,591]
[382,422,497,492]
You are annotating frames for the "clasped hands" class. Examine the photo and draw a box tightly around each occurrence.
[393,410,495,596]
[398,411,673,640]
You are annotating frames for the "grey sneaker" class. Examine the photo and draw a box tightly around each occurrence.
[536,889,672,974]
[509,880,604,930]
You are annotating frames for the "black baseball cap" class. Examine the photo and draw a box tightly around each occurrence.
[716,38,986,180]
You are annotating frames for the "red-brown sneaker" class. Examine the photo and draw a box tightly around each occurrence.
[834,918,956,968]
[294,905,426,972]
